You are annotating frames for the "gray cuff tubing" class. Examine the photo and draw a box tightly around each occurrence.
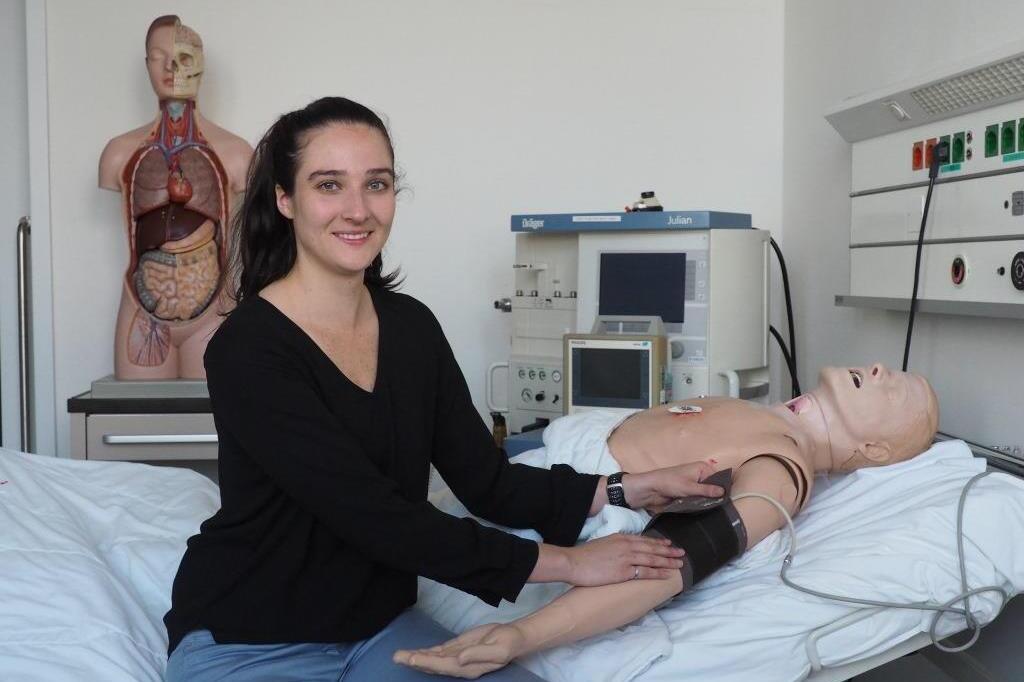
[641,500,748,590]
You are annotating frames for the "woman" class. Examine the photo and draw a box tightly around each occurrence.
[163,96,722,681]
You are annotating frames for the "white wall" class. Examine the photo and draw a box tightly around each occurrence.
[784,0,1024,449]
[0,0,28,449]
[44,0,785,456]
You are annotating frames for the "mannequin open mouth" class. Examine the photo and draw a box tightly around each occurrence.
[786,395,811,414]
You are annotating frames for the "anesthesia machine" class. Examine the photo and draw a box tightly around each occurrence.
[490,210,770,434]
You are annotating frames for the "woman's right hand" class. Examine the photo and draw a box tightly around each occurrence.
[565,534,684,586]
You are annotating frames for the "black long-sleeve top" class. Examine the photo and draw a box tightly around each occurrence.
[163,287,600,654]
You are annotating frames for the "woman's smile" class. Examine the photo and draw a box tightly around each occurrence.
[331,230,372,245]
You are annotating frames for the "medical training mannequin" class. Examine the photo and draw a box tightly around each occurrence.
[395,362,940,678]
[98,15,252,379]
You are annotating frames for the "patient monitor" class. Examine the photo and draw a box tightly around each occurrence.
[564,317,668,418]
[493,211,770,433]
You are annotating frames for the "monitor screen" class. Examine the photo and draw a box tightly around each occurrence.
[598,252,687,323]
[572,347,650,409]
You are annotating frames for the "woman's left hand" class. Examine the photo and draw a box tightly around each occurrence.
[393,622,525,679]
[623,459,724,512]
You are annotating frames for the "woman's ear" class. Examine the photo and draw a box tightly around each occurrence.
[275,185,294,219]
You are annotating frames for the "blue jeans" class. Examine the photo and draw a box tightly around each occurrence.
[165,609,545,681]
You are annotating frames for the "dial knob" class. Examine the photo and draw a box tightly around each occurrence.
[1012,252,1024,291]
[521,388,533,402]
[535,391,546,402]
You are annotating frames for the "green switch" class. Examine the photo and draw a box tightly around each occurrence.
[986,124,1000,157]
[1003,120,1017,155]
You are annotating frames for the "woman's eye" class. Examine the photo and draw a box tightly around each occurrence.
[317,181,340,191]
[367,179,390,191]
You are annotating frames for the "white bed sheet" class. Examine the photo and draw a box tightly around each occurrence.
[417,415,1024,682]
[0,447,219,682]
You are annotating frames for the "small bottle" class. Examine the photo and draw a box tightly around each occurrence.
[490,412,508,448]
[630,190,664,212]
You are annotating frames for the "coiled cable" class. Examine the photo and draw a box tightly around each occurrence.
[733,471,1007,653]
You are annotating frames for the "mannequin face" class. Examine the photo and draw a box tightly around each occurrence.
[145,22,204,100]
[275,123,396,281]
[810,363,938,469]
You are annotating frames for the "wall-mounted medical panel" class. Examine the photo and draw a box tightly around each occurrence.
[851,240,1024,303]
[830,43,1024,316]
[850,175,1024,245]
[850,100,1024,193]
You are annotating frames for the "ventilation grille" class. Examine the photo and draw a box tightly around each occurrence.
[911,55,1024,115]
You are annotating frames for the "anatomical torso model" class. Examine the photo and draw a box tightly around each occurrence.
[99,16,251,379]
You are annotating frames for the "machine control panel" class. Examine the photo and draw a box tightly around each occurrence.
[509,359,562,432]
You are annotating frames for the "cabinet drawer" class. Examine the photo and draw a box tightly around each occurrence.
[86,413,218,461]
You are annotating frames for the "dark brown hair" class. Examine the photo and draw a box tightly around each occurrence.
[145,15,179,51]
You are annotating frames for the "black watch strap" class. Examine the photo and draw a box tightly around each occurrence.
[606,471,631,509]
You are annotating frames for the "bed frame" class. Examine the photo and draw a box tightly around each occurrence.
[804,435,1023,681]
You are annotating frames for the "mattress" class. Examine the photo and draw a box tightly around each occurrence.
[0,447,219,682]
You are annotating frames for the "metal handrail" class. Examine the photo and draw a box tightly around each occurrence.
[17,216,32,453]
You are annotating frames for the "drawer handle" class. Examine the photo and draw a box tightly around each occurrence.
[102,434,218,445]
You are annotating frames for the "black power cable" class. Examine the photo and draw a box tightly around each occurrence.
[769,325,800,397]
[902,140,949,372]
[770,237,801,398]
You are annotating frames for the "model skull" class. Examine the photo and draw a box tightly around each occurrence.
[172,23,204,99]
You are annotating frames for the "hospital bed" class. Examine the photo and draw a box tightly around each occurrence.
[1,438,1021,682]
[418,434,1024,682]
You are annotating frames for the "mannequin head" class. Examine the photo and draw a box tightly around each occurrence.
[802,363,939,471]
[145,15,204,100]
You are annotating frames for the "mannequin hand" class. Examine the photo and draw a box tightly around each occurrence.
[624,459,724,512]
[566,533,683,586]
[393,623,525,679]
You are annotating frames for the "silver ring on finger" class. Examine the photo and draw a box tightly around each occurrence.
[632,566,640,580]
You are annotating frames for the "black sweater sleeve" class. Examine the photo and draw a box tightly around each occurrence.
[425,309,601,547]
[205,342,540,606]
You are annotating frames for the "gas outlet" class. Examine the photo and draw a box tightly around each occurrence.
[1012,252,1024,291]
[951,256,967,286]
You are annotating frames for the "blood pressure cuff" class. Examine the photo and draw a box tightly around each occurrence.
[641,499,748,591]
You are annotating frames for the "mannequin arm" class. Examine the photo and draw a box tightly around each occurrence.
[508,456,801,651]
[395,456,800,677]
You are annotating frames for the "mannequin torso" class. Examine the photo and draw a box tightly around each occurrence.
[99,104,250,379]
[608,397,813,512]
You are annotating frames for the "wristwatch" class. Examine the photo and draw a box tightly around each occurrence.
[606,472,631,509]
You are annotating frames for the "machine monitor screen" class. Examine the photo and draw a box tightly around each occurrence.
[571,347,650,409]
[598,252,687,323]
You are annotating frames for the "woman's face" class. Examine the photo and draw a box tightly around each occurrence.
[276,123,396,281]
